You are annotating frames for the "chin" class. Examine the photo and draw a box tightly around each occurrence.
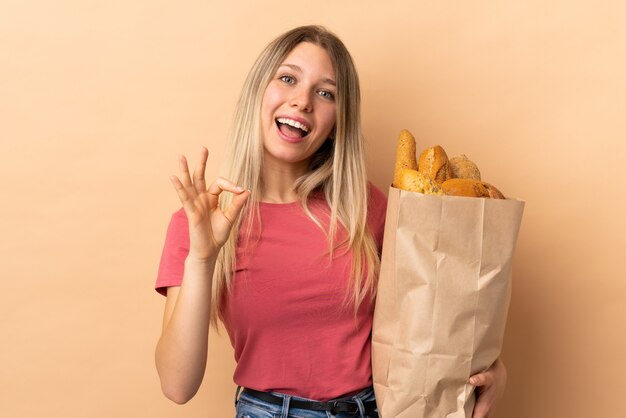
[264,147,310,167]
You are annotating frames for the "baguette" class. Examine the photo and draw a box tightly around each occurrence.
[393,130,419,187]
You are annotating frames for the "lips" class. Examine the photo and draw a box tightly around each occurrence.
[275,117,311,139]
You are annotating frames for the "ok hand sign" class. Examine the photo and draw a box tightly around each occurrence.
[169,147,249,261]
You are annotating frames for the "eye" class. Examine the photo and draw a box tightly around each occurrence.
[318,90,335,100]
[279,74,295,84]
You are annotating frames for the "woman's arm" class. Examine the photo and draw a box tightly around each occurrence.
[154,148,248,404]
[155,258,215,404]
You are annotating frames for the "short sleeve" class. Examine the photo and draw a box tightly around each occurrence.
[367,182,388,252]
[155,208,189,296]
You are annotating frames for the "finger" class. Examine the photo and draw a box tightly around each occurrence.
[469,371,493,387]
[223,189,250,224]
[470,375,497,418]
[178,155,194,189]
[193,147,208,194]
[170,175,197,216]
[207,177,245,208]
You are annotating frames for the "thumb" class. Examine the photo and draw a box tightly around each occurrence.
[469,372,492,387]
[223,189,250,223]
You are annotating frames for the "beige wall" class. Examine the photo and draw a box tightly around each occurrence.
[2,1,625,417]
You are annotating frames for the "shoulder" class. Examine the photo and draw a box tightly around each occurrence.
[170,208,189,231]
[171,207,188,224]
[367,182,388,218]
[367,182,388,248]
[164,207,189,248]
[155,207,189,296]
[368,182,387,203]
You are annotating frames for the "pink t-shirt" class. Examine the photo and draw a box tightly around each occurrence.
[155,184,387,401]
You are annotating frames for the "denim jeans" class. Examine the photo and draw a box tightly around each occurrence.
[234,386,378,418]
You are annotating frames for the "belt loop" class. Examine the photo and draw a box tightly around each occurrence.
[352,395,366,417]
[280,394,291,418]
[234,386,242,406]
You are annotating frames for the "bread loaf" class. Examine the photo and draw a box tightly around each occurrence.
[418,145,452,184]
[449,154,481,180]
[391,129,506,199]
[482,182,505,199]
[393,130,418,188]
[442,178,505,199]
[396,169,444,195]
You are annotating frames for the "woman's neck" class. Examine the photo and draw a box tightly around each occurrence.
[261,157,309,203]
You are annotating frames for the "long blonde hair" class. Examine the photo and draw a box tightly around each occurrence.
[211,25,380,327]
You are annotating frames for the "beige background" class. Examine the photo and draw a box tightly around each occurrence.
[2,1,625,417]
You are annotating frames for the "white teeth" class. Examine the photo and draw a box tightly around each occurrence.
[277,117,309,133]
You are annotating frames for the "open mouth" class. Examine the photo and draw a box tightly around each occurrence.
[276,117,310,138]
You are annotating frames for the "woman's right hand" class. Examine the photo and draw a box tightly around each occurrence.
[170,147,249,261]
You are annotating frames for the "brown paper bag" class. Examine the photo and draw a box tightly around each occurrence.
[372,186,524,418]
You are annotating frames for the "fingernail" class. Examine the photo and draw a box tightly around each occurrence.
[236,186,244,192]
[469,377,478,385]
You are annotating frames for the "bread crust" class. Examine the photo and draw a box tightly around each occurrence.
[442,178,505,199]
[449,154,481,180]
[418,145,452,184]
[482,182,505,199]
[393,130,418,187]
[396,169,444,195]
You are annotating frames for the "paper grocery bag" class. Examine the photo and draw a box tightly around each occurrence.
[372,186,524,418]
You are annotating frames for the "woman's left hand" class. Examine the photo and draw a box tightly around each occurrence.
[468,357,507,418]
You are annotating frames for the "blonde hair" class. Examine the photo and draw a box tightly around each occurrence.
[211,25,380,327]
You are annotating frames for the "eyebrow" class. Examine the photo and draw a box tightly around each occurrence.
[279,63,336,86]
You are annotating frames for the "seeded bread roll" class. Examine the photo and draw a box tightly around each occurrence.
[418,145,452,184]
[396,169,444,195]
[393,130,418,187]
[442,178,505,199]
[449,154,481,180]
[482,182,505,199]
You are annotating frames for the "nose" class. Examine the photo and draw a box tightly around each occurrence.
[289,86,313,112]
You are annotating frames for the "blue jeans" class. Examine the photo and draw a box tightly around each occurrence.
[234,386,378,418]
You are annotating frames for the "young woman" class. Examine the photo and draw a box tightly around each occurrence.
[155,25,506,418]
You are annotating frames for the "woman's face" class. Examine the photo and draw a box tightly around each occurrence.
[261,42,337,171]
